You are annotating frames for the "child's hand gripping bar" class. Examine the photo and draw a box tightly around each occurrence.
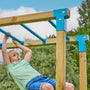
[0,28,24,45]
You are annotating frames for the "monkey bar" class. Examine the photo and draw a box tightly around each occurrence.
[0,28,24,45]
[20,24,46,44]
[48,20,56,28]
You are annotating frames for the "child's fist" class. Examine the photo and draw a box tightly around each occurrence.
[12,39,20,46]
[4,32,11,40]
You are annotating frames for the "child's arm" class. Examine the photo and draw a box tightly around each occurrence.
[2,33,10,66]
[12,40,32,63]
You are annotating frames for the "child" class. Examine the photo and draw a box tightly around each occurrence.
[2,32,74,90]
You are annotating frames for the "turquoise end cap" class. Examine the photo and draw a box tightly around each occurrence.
[53,8,69,19]
[21,41,24,46]
[0,43,2,48]
[66,36,70,42]
[76,34,88,52]
[42,39,46,44]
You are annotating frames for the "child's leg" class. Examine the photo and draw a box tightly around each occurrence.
[41,83,54,90]
[43,78,74,90]
[42,78,56,90]
[27,82,54,90]
[66,82,74,90]
[26,76,74,90]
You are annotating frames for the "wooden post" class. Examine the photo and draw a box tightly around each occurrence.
[54,8,70,90]
[79,52,87,90]
[56,30,66,90]
[76,35,89,90]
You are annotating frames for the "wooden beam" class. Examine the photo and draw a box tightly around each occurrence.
[0,8,70,27]
[56,31,66,90]
[67,9,70,18]
[3,38,56,49]
[79,52,87,90]
[0,11,54,27]
[0,36,79,49]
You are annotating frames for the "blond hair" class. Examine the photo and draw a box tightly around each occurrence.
[7,50,19,60]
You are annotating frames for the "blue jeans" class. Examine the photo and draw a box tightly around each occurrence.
[26,76,56,90]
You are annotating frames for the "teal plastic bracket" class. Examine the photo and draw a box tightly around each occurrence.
[55,16,66,32]
[76,35,88,52]
[42,39,46,44]
[21,41,24,46]
[0,43,2,48]
[66,36,70,42]
[53,8,69,32]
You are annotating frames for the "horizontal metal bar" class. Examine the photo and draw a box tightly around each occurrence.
[0,28,24,45]
[20,24,46,44]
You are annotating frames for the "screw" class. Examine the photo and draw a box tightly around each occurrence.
[59,18,61,21]
[62,11,65,14]
[84,36,86,39]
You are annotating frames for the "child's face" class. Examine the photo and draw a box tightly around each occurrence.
[8,51,21,63]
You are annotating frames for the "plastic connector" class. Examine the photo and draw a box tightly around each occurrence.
[66,36,70,42]
[53,8,69,32]
[42,39,46,44]
[0,43,2,48]
[20,41,24,46]
[76,35,88,52]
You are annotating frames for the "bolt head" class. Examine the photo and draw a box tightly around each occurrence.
[59,18,61,21]
[62,11,65,14]
[84,36,86,39]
